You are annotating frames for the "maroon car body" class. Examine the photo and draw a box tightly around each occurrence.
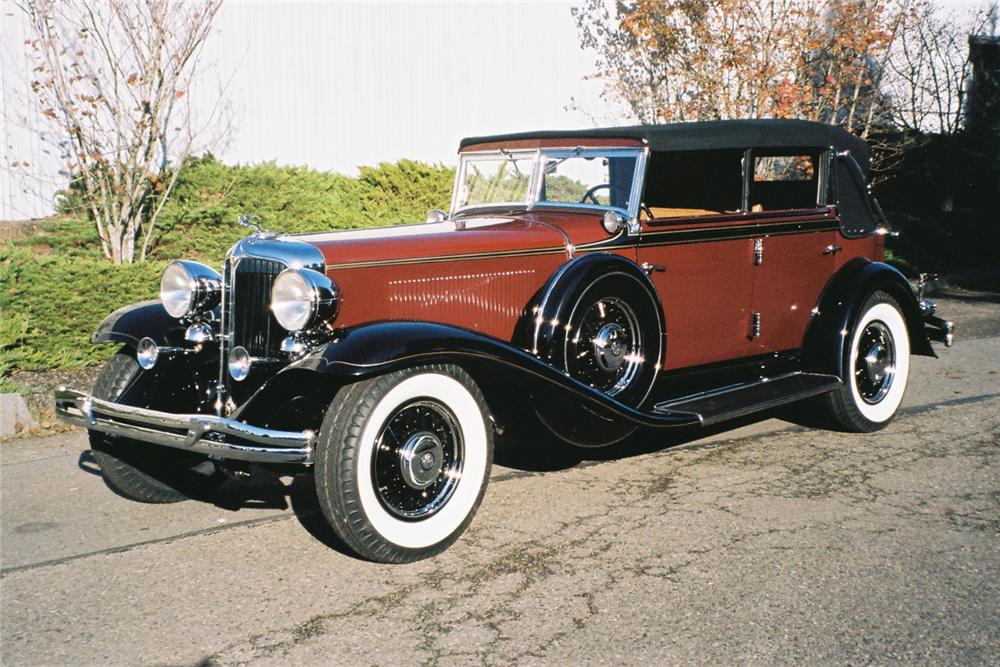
[55,119,952,562]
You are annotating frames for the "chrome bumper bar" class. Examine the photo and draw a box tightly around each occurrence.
[54,387,314,464]
[918,299,954,347]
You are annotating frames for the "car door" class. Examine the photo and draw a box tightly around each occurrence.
[637,217,757,369]
[636,149,757,370]
[745,151,837,356]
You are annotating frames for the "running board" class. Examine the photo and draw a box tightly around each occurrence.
[652,372,842,426]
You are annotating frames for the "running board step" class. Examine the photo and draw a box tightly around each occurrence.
[652,372,842,426]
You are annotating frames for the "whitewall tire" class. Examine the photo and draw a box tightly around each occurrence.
[819,291,911,432]
[314,365,493,563]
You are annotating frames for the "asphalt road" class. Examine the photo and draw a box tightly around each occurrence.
[2,334,998,665]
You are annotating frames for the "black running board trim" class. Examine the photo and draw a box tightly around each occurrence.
[653,372,842,426]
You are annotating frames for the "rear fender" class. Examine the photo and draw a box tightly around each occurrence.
[802,258,935,378]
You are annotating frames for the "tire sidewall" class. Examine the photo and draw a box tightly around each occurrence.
[347,371,491,552]
[846,298,910,425]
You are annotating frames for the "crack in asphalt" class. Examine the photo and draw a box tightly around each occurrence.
[3,390,998,579]
[203,397,999,665]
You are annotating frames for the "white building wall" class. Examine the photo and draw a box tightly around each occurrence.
[1,4,69,221]
[1,1,615,222]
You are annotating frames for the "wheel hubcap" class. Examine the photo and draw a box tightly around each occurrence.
[371,400,463,520]
[399,432,444,490]
[855,321,896,404]
[592,322,628,372]
[570,297,642,396]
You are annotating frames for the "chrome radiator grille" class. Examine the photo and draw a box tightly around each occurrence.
[230,257,285,359]
[217,236,325,414]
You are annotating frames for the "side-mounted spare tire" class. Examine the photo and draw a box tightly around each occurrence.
[522,254,665,447]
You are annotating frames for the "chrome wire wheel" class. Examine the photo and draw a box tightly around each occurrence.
[854,320,896,404]
[371,399,464,521]
[570,296,642,396]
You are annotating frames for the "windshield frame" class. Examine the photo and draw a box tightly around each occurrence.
[451,146,648,234]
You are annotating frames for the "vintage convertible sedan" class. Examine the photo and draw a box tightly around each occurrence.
[55,119,953,563]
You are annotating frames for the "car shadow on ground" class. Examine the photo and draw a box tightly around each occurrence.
[74,404,824,559]
[78,447,359,557]
[492,408,809,473]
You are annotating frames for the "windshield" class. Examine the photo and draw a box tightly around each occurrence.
[454,152,535,209]
[452,147,644,216]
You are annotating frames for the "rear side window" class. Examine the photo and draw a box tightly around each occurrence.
[749,151,820,211]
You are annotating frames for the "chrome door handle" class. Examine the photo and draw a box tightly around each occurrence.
[641,262,666,274]
[823,245,843,256]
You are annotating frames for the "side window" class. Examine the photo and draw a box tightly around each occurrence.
[749,150,820,211]
[643,150,744,219]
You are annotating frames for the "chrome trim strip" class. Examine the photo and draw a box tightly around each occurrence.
[55,387,314,464]
[323,245,567,271]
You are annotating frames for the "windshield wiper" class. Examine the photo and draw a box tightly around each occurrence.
[498,148,525,178]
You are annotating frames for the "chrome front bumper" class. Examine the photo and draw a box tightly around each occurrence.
[54,387,314,464]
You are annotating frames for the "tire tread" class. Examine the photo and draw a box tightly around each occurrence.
[314,364,492,563]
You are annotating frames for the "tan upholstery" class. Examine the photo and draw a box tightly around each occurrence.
[646,207,721,219]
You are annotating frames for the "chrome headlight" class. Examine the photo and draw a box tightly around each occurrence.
[159,260,222,319]
[270,268,339,332]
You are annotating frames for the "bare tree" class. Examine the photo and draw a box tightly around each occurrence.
[20,0,223,264]
[883,1,995,136]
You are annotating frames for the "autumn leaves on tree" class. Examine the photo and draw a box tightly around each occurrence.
[572,0,992,142]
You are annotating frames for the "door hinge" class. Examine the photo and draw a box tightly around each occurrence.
[751,312,762,338]
[753,238,764,265]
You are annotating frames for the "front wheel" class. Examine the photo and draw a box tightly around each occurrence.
[314,365,493,563]
[817,291,911,432]
[89,351,221,503]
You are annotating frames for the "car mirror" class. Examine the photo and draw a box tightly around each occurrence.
[425,209,448,224]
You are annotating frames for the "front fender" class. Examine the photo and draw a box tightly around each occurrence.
[91,300,187,348]
[234,321,700,434]
[802,258,935,378]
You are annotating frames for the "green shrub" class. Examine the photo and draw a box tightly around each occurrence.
[145,156,454,263]
[4,157,455,377]
[1,245,164,373]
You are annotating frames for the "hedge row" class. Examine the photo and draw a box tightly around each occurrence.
[1,157,455,382]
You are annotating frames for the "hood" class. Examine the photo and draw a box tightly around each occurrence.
[290,210,618,271]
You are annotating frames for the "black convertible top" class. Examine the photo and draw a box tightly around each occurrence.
[461,119,871,175]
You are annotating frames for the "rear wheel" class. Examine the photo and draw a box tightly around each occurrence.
[817,291,910,432]
[314,365,493,563]
[89,351,221,503]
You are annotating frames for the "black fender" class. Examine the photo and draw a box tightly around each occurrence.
[232,321,699,444]
[91,300,187,348]
[516,252,665,408]
[802,257,935,378]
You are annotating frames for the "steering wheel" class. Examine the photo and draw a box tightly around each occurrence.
[580,184,611,205]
